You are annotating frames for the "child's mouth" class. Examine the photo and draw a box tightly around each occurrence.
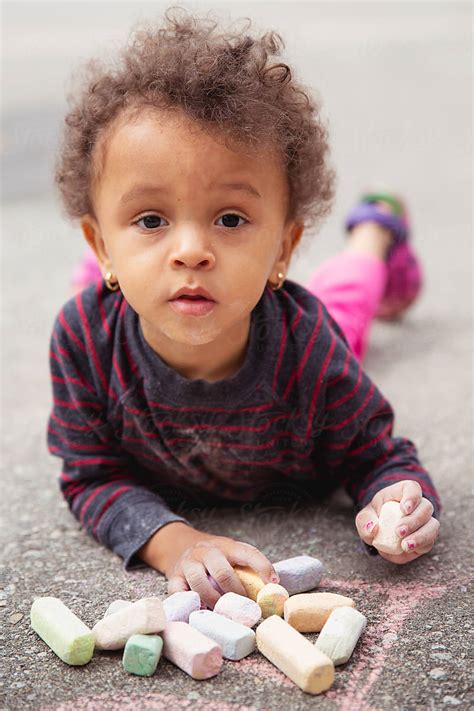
[169,295,216,316]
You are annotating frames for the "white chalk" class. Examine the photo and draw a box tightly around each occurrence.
[315,606,367,665]
[30,597,94,665]
[189,609,256,661]
[163,591,201,623]
[284,592,355,633]
[104,600,133,617]
[162,621,223,679]
[213,592,262,627]
[372,501,404,555]
[256,583,289,618]
[274,555,324,594]
[92,597,166,650]
[256,614,334,694]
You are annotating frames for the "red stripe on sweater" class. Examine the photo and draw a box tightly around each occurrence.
[283,299,324,399]
[96,280,112,338]
[272,307,287,390]
[327,382,377,432]
[78,476,130,524]
[92,486,131,536]
[58,310,86,354]
[327,362,363,411]
[75,291,117,402]
[305,330,337,439]
[48,425,109,451]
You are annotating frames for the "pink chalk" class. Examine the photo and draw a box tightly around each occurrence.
[213,592,262,627]
[162,621,223,679]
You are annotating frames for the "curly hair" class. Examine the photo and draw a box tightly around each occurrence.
[54,6,337,242]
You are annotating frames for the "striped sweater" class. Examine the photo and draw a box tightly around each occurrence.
[47,278,441,569]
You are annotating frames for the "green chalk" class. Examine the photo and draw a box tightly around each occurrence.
[122,634,163,676]
[30,596,94,665]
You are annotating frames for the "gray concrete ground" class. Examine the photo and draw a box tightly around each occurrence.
[1,2,472,709]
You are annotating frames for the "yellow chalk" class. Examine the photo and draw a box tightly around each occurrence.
[256,583,289,618]
[233,566,265,601]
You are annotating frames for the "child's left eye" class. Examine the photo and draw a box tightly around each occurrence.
[216,213,247,228]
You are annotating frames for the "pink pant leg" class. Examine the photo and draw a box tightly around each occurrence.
[305,251,388,362]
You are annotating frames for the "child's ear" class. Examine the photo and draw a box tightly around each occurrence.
[79,214,110,270]
[290,221,304,251]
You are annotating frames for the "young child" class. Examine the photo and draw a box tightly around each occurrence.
[48,8,440,609]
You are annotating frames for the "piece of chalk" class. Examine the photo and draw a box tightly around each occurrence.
[256,615,334,695]
[162,621,223,679]
[189,609,256,661]
[92,597,166,650]
[30,597,94,665]
[122,633,163,676]
[284,592,355,633]
[315,606,367,665]
[372,501,404,555]
[104,600,133,617]
[274,555,324,595]
[163,591,201,623]
[233,565,265,601]
[256,583,289,618]
[214,592,262,627]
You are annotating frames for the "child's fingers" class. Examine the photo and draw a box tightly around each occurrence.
[167,573,190,596]
[378,548,425,565]
[399,480,423,516]
[355,504,379,544]
[227,541,279,584]
[400,516,440,554]
[202,549,248,597]
[181,558,221,609]
[396,497,434,539]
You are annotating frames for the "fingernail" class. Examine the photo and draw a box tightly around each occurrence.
[398,526,408,538]
[402,500,413,515]
[271,573,280,584]
[405,540,416,551]
[366,520,375,532]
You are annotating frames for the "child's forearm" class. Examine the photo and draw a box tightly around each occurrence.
[137,521,213,576]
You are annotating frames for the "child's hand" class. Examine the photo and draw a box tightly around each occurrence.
[166,532,278,609]
[355,480,440,564]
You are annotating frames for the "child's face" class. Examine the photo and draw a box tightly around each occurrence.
[81,109,303,378]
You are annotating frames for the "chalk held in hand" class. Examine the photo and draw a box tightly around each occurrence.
[233,565,265,600]
[30,597,94,666]
[163,591,201,622]
[274,555,324,595]
[256,583,289,618]
[122,634,163,676]
[284,592,355,633]
[256,614,334,695]
[214,591,261,627]
[372,501,404,555]
[189,609,256,661]
[92,597,166,650]
[315,606,367,665]
[162,621,223,679]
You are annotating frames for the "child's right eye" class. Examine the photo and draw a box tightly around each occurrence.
[134,214,168,230]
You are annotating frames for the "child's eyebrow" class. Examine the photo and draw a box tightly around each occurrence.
[118,181,262,207]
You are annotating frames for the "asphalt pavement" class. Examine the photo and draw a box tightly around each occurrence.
[1,2,472,710]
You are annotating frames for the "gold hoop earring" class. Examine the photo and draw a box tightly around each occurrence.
[104,271,120,292]
[268,271,285,291]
